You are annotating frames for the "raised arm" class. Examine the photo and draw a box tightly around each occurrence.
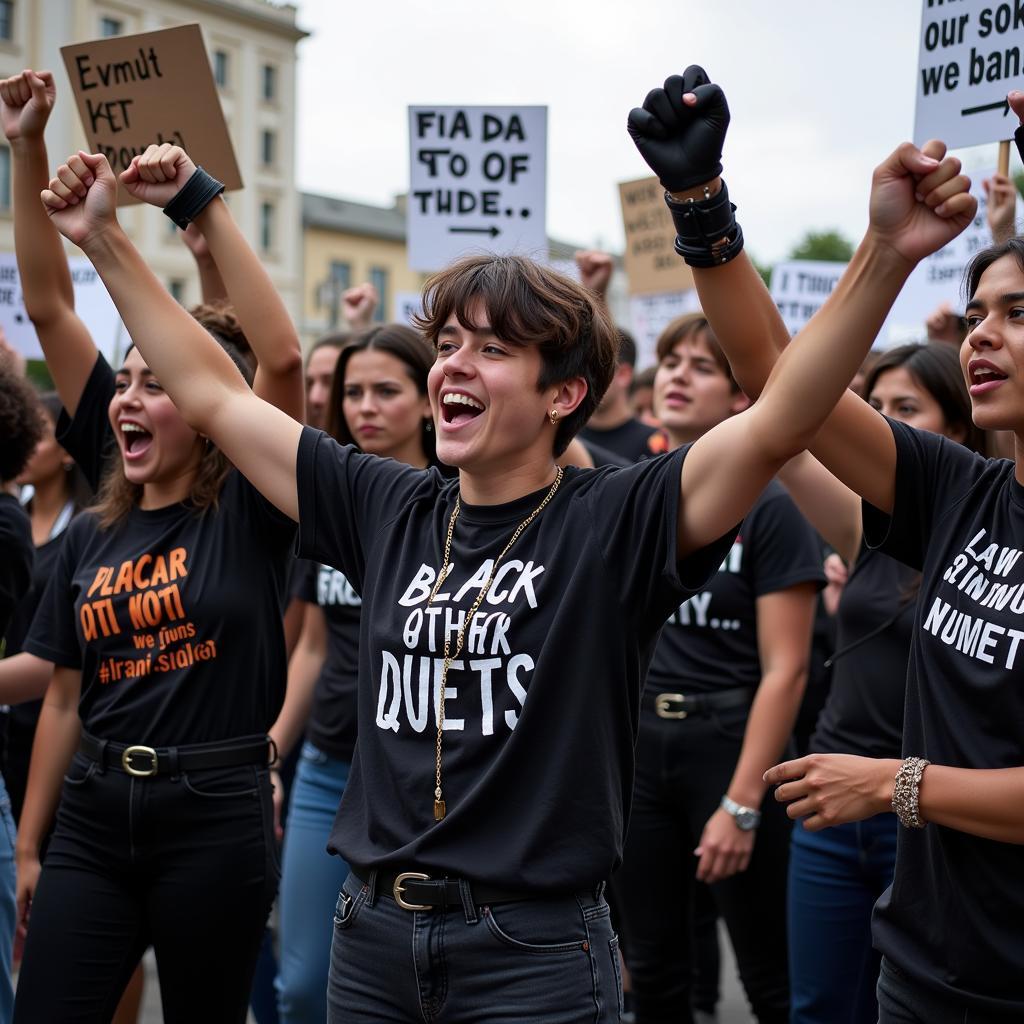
[627,70,975,556]
[1,71,96,414]
[179,223,229,304]
[41,152,302,520]
[122,144,304,420]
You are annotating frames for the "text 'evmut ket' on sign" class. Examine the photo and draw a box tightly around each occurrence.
[61,23,242,205]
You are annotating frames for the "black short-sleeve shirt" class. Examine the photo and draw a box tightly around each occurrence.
[295,427,737,892]
[298,558,361,761]
[0,495,33,641]
[863,417,1024,1014]
[646,481,824,695]
[579,418,666,464]
[811,545,917,760]
[25,354,296,745]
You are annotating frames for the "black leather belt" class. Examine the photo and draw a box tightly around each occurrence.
[643,686,754,720]
[79,731,271,778]
[353,868,543,912]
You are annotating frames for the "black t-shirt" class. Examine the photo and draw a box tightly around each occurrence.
[579,418,666,464]
[25,354,296,745]
[296,427,735,892]
[811,544,917,760]
[864,418,1024,1014]
[646,481,824,696]
[0,495,33,642]
[299,558,361,761]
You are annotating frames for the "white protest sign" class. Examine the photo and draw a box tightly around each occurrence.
[770,260,847,337]
[393,291,424,326]
[914,0,1023,150]
[408,106,548,272]
[0,253,124,364]
[884,167,995,343]
[628,289,703,369]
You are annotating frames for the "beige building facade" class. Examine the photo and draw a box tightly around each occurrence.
[0,0,306,319]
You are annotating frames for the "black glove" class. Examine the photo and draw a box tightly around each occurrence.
[627,66,730,192]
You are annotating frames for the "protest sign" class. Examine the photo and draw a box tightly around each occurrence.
[61,24,242,204]
[407,106,547,272]
[914,0,1023,150]
[628,289,703,369]
[619,176,694,295]
[885,167,994,343]
[0,253,124,364]
[393,291,424,326]
[770,260,847,337]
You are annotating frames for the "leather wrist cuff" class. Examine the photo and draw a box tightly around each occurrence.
[163,166,226,230]
[1015,124,1024,167]
[664,178,744,268]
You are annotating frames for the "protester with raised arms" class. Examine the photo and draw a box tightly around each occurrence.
[41,66,970,1016]
[270,323,436,1024]
[634,69,1018,1024]
[616,313,823,1024]
[3,68,303,1023]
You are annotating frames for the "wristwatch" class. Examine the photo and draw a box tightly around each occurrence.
[721,795,761,831]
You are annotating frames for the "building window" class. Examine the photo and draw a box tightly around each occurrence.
[99,16,123,37]
[330,261,351,290]
[0,146,10,211]
[260,130,275,168]
[260,201,274,252]
[168,278,185,304]
[262,64,277,102]
[369,267,388,323]
[213,50,229,88]
[0,1,14,41]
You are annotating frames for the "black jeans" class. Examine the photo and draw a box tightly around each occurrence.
[617,704,791,1024]
[14,752,280,1024]
[876,958,1021,1024]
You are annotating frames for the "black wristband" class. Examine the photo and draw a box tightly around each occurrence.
[163,167,226,230]
[1015,124,1024,167]
[664,178,744,267]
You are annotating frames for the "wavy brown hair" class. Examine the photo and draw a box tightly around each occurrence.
[89,318,255,530]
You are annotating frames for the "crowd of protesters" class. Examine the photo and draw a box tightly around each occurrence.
[0,61,1022,1024]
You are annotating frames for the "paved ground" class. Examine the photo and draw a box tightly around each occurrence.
[139,923,753,1022]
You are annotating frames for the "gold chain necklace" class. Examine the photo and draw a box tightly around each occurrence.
[426,467,564,821]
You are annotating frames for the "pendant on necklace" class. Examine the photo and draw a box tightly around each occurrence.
[434,799,447,821]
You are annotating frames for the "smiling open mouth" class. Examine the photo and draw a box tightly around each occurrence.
[441,392,485,427]
[121,422,154,457]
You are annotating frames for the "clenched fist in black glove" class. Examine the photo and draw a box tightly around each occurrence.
[627,66,729,193]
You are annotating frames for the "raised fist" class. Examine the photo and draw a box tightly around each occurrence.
[0,70,55,144]
[120,142,197,208]
[41,152,119,248]
[627,66,729,193]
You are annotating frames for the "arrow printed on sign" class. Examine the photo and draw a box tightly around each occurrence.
[961,98,1010,117]
[448,226,501,237]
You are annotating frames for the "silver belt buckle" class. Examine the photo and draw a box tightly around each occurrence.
[655,693,688,719]
[393,872,431,911]
[121,745,159,777]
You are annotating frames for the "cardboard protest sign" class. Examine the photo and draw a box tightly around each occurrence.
[407,106,547,272]
[914,0,1023,150]
[619,176,694,296]
[628,289,703,369]
[885,168,995,343]
[0,253,125,364]
[770,260,847,337]
[61,24,242,205]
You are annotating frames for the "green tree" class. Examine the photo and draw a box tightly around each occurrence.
[788,229,854,263]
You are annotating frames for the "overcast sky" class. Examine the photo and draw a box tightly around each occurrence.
[293,0,1011,265]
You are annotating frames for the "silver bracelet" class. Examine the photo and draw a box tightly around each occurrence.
[892,756,930,829]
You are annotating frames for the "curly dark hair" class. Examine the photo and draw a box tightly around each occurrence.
[0,359,45,482]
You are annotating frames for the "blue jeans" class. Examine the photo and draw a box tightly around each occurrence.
[276,743,350,1024]
[788,814,897,1024]
[327,872,622,1022]
[0,775,15,1024]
